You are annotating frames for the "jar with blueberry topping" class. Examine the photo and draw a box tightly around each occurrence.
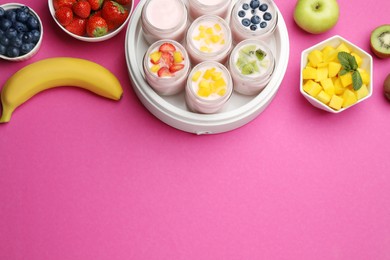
[228,39,275,95]
[188,0,231,20]
[141,0,189,44]
[229,0,278,44]
[185,15,232,65]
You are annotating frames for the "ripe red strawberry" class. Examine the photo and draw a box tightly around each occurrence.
[55,6,73,26]
[101,1,129,30]
[169,64,184,73]
[86,16,108,37]
[157,67,172,77]
[159,43,176,53]
[65,17,87,36]
[73,0,91,19]
[161,52,173,68]
[115,0,131,5]
[53,0,77,10]
[88,0,103,11]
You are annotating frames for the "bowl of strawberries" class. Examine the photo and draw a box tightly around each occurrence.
[49,0,133,42]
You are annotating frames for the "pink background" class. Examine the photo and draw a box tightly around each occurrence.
[1,0,390,259]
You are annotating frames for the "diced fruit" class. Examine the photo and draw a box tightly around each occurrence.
[150,65,160,73]
[308,49,323,67]
[358,68,370,85]
[169,64,184,73]
[173,51,183,63]
[192,71,202,82]
[157,67,172,77]
[320,78,335,96]
[328,61,341,77]
[322,46,337,62]
[302,66,317,80]
[303,80,322,97]
[351,52,362,67]
[355,84,369,100]
[333,77,345,95]
[161,52,174,67]
[192,67,227,98]
[328,95,343,110]
[336,42,350,53]
[342,89,357,108]
[150,51,162,64]
[339,72,352,87]
[316,67,328,82]
[316,90,331,104]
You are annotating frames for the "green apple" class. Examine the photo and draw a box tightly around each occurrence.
[294,0,339,34]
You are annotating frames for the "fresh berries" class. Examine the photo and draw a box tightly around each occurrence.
[149,42,186,78]
[55,6,73,26]
[86,15,108,37]
[52,0,130,37]
[0,5,41,58]
[237,0,272,31]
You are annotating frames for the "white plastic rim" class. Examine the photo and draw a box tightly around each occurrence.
[125,0,289,135]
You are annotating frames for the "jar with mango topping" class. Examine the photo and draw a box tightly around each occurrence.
[185,61,233,113]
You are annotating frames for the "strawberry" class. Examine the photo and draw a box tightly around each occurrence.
[115,0,131,5]
[55,6,73,26]
[101,1,129,30]
[161,52,173,68]
[86,15,108,37]
[73,0,91,19]
[65,17,87,36]
[159,43,176,53]
[169,64,184,73]
[157,67,172,77]
[53,0,77,10]
[88,0,103,11]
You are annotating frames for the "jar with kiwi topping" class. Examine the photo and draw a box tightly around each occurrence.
[228,39,275,95]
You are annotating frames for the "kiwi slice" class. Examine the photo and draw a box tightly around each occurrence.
[241,63,255,75]
[370,24,390,58]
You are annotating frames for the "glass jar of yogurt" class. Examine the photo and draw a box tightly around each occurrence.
[230,0,278,44]
[185,61,233,114]
[188,0,232,20]
[143,39,190,96]
[141,0,189,44]
[228,39,275,95]
[185,15,232,65]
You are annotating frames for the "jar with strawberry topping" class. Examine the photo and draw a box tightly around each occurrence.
[143,40,190,96]
[185,61,233,114]
[230,0,278,44]
[188,0,231,20]
[228,39,275,95]
[141,0,189,44]
[185,15,232,65]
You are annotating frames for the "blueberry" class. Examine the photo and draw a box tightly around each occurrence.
[22,31,34,43]
[6,46,19,57]
[0,29,4,38]
[0,44,6,55]
[10,37,22,48]
[260,21,267,28]
[13,21,28,33]
[16,10,29,22]
[20,43,34,55]
[259,4,268,12]
[5,10,16,22]
[251,15,260,24]
[0,7,5,18]
[242,3,250,10]
[19,6,30,14]
[238,10,246,17]
[0,18,12,31]
[26,16,39,30]
[241,18,251,27]
[250,24,257,31]
[31,29,40,43]
[251,9,256,15]
[0,36,9,46]
[250,0,260,9]
[263,12,272,21]
[5,27,18,39]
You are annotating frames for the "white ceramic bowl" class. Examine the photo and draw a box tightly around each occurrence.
[48,0,133,42]
[0,3,43,61]
[300,35,373,113]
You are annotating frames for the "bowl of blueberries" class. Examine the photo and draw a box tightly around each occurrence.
[0,3,43,61]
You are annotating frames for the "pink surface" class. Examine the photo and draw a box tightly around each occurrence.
[1,0,390,259]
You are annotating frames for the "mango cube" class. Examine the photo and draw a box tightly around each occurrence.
[308,49,323,67]
[303,66,317,80]
[336,43,351,53]
[340,72,353,87]
[192,71,202,82]
[316,67,329,82]
[303,80,322,97]
[351,52,363,67]
[333,77,346,95]
[328,61,342,78]
[316,90,331,104]
[322,46,337,62]
[320,78,335,96]
[355,84,369,100]
[342,89,357,108]
[358,68,370,85]
[328,95,344,110]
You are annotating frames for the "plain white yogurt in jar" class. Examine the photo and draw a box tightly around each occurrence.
[230,0,278,44]
[143,39,190,95]
[141,0,188,44]
[185,61,233,113]
[188,0,231,20]
[186,15,232,65]
[228,39,275,95]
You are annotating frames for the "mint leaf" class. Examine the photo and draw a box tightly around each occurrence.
[339,69,349,76]
[352,71,363,90]
[338,52,353,71]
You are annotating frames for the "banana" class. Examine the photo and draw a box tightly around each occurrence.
[0,57,123,123]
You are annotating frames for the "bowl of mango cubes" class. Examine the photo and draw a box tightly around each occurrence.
[300,35,373,113]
